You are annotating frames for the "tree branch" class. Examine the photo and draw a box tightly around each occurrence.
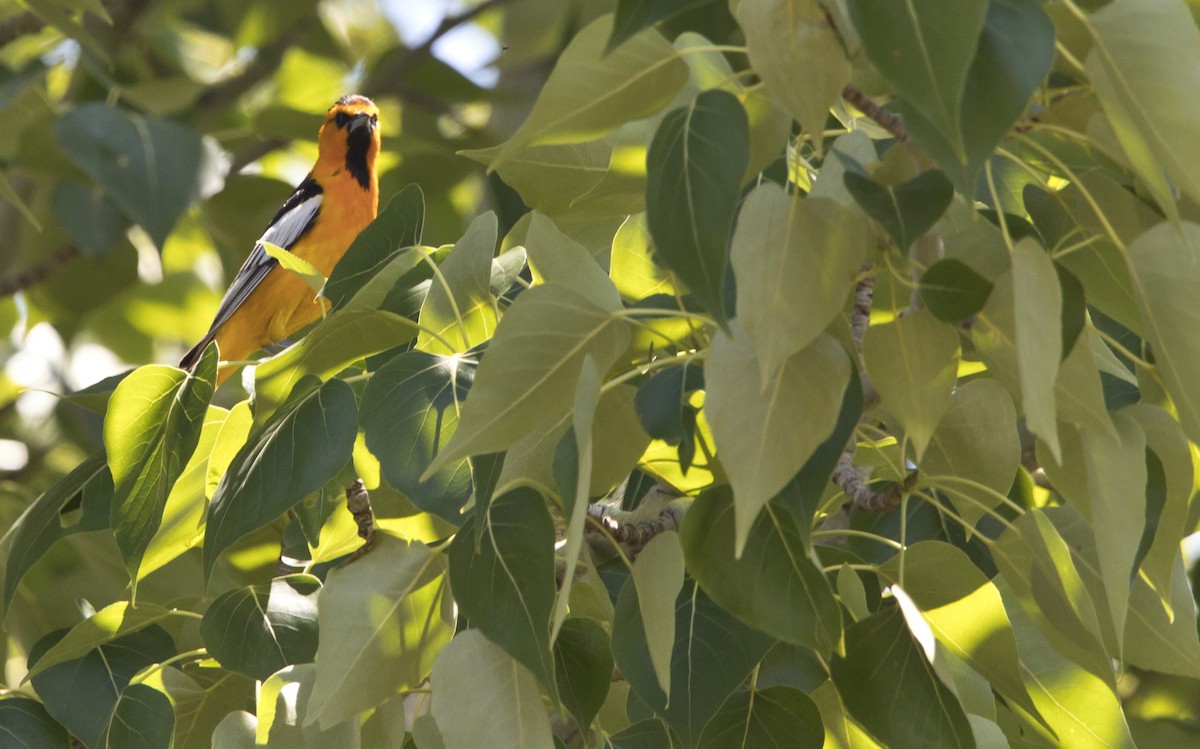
[842,83,909,143]
[0,246,80,298]
[343,479,376,563]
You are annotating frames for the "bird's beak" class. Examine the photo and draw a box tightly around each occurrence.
[348,114,374,133]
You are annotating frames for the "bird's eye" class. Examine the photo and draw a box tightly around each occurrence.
[334,111,349,128]
[370,114,378,126]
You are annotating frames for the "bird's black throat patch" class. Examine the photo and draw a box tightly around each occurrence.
[346,126,372,190]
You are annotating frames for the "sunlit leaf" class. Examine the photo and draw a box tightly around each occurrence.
[731,183,869,380]
[203,378,357,579]
[490,16,688,169]
[105,346,215,583]
[426,284,631,470]
[417,212,497,354]
[706,325,850,553]
[431,630,555,749]
[737,0,849,155]
[325,185,425,310]
[863,310,959,459]
[308,535,454,728]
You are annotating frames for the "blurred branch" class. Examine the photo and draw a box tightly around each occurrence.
[193,20,316,127]
[0,11,44,47]
[0,246,79,298]
[373,0,513,85]
[842,84,909,143]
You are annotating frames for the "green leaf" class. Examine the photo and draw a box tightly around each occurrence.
[524,212,622,311]
[698,686,825,749]
[462,138,624,217]
[0,697,69,747]
[325,185,424,310]
[425,284,631,471]
[731,184,869,381]
[551,356,601,644]
[608,0,712,52]
[633,362,704,471]
[3,451,112,611]
[863,310,959,460]
[161,669,253,749]
[900,0,1055,193]
[104,684,175,749]
[1126,221,1200,445]
[1127,404,1194,601]
[360,350,476,522]
[105,348,215,584]
[140,405,228,579]
[990,511,1112,683]
[847,0,987,162]
[211,711,256,749]
[490,16,688,170]
[431,630,555,749]
[706,325,850,553]
[736,0,850,155]
[920,379,1020,531]
[1037,415,1146,647]
[843,169,954,253]
[630,531,685,698]
[262,241,326,295]
[611,579,774,747]
[53,103,225,247]
[203,378,357,579]
[775,366,864,549]
[810,130,878,206]
[23,601,178,681]
[253,309,419,422]
[52,181,126,257]
[646,89,749,326]
[448,488,558,699]
[610,719,672,749]
[1085,0,1200,216]
[417,212,498,354]
[553,618,613,731]
[880,541,1046,726]
[200,574,320,681]
[831,608,976,749]
[308,535,454,728]
[611,213,675,301]
[1124,554,1200,679]
[682,488,841,654]
[918,259,994,322]
[973,238,1062,460]
[257,664,358,747]
[28,626,176,749]
[995,577,1136,749]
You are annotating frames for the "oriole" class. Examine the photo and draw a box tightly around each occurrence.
[180,94,381,387]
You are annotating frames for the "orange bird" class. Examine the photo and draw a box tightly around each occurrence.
[180,94,381,387]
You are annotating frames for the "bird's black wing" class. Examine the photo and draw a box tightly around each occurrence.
[180,176,323,368]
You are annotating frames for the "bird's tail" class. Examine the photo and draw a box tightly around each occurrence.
[179,333,213,371]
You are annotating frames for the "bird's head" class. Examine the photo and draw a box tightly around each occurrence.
[316,94,381,192]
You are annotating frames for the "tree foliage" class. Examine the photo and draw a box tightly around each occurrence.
[3,0,1200,746]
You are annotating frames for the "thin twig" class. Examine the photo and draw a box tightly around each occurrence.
[842,84,909,143]
[0,246,80,298]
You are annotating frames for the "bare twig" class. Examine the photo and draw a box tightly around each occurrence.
[344,479,376,562]
[585,503,684,550]
[850,269,875,353]
[842,83,909,143]
[0,246,80,298]
[832,447,907,513]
